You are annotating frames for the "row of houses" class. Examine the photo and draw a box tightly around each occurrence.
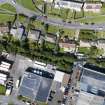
[0,60,11,86]
[1,24,105,54]
[44,0,102,13]
[0,25,76,53]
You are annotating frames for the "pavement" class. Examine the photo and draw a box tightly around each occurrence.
[0,95,26,105]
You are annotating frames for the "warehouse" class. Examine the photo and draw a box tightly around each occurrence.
[18,67,54,102]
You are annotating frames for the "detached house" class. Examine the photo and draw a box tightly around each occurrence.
[46,33,57,43]
[83,3,102,13]
[0,26,9,35]
[59,37,76,53]
[10,25,25,40]
[28,29,41,41]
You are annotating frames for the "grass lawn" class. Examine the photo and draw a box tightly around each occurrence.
[0,3,16,12]
[18,95,31,102]
[17,0,43,11]
[78,47,90,54]
[46,42,55,49]
[96,31,105,38]
[76,15,105,23]
[37,101,48,105]
[79,30,97,41]
[17,0,35,10]
[0,85,6,95]
[0,13,15,23]
[8,102,14,105]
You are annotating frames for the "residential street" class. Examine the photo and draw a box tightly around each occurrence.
[2,0,105,31]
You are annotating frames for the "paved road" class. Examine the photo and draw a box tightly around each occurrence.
[65,63,79,105]
[0,95,26,105]
[3,0,105,31]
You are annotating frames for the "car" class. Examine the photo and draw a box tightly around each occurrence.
[48,97,52,101]
[68,21,71,23]
[98,27,103,30]
[91,22,94,25]
[12,0,16,5]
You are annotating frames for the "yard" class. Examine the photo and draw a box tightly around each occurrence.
[17,0,43,11]
[0,3,16,12]
[0,14,15,23]
[37,101,48,105]
[32,20,76,38]
[78,47,90,55]
[0,85,6,95]
[79,29,97,41]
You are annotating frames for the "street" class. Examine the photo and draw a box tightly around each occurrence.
[1,0,105,31]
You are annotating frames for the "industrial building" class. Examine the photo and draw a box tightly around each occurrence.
[76,63,105,105]
[54,0,83,11]
[18,67,54,102]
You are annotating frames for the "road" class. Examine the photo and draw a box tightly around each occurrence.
[3,0,105,31]
[0,95,26,105]
[65,63,80,105]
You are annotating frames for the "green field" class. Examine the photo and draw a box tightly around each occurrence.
[75,15,105,23]
[17,0,43,11]
[0,3,16,12]
[0,14,15,23]
[17,0,35,10]
[0,85,6,95]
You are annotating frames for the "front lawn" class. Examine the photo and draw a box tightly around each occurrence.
[0,13,15,23]
[0,3,16,12]
[0,85,6,95]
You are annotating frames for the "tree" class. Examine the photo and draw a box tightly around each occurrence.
[54,29,64,53]
[89,46,101,58]
[41,23,49,50]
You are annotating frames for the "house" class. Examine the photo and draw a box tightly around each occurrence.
[97,39,105,49]
[0,59,13,86]
[96,39,105,55]
[10,26,25,39]
[83,3,102,13]
[46,33,57,43]
[53,70,70,88]
[0,26,9,35]
[0,73,7,85]
[43,0,53,3]
[28,29,41,41]
[59,37,76,53]
[76,63,105,105]
[80,40,98,47]
[54,0,83,11]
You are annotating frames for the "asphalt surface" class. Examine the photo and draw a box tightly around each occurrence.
[0,95,26,105]
[65,64,79,105]
[4,0,105,31]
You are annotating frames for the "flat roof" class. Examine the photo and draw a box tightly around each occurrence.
[18,68,53,102]
[76,91,104,105]
[80,68,105,96]
[54,71,64,83]
[84,63,105,74]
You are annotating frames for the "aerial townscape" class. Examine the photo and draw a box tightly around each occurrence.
[0,0,105,105]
